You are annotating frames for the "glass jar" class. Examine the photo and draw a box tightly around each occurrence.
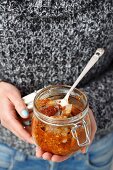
[32,85,91,156]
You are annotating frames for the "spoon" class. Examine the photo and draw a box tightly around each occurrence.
[59,48,105,107]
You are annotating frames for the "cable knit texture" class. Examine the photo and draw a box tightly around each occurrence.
[0,0,113,155]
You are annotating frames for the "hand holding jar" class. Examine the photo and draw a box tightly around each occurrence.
[0,82,34,144]
[32,85,97,162]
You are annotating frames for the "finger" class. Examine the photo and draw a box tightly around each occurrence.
[89,109,97,143]
[36,148,69,162]
[4,115,34,144]
[81,147,87,154]
[8,91,29,118]
[42,152,53,160]
[81,146,90,154]
[51,155,69,162]
[81,109,97,154]
[1,98,34,144]
[36,147,45,158]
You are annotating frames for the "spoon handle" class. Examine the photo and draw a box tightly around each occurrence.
[64,48,105,101]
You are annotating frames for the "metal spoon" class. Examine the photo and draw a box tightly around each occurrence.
[59,48,105,107]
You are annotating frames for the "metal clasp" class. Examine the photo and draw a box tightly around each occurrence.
[71,119,90,147]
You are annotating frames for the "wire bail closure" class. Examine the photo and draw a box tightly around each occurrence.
[71,119,90,147]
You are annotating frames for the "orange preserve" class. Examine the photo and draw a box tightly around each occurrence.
[32,85,91,156]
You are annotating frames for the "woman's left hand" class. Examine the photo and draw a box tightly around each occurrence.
[36,109,97,162]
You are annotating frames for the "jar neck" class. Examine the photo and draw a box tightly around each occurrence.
[33,85,89,126]
[33,104,89,126]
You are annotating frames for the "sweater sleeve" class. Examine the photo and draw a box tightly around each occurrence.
[82,62,113,137]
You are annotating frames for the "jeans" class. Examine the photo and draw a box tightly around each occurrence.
[0,132,113,170]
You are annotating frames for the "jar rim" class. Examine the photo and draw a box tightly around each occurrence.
[33,85,89,126]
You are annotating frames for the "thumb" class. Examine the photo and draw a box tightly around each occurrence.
[9,91,29,118]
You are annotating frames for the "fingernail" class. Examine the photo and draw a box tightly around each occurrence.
[21,109,29,118]
[43,157,48,160]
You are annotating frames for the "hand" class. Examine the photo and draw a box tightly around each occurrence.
[0,82,34,144]
[36,109,97,162]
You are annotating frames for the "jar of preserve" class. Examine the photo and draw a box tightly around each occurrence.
[32,85,91,156]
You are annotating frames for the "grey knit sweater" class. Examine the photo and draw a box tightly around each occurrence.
[0,0,113,155]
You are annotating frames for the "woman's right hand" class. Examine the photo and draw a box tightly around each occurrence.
[0,81,34,144]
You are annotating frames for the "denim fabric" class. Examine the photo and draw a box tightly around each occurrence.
[0,132,113,170]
